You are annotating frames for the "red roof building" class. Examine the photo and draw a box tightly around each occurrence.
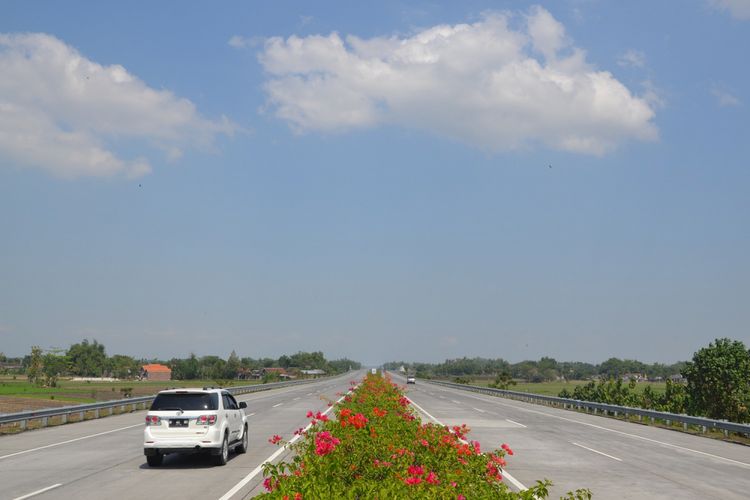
[141,363,172,381]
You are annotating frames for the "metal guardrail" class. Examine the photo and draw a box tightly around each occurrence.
[0,376,336,432]
[426,380,750,436]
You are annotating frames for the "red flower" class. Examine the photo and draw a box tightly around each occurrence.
[268,435,282,445]
[405,476,422,485]
[501,443,514,456]
[426,471,439,485]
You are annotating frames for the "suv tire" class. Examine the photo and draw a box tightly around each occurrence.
[146,453,163,467]
[213,433,229,466]
[237,425,248,454]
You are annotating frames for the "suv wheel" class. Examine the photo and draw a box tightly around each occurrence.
[146,453,163,467]
[213,433,229,466]
[237,425,248,454]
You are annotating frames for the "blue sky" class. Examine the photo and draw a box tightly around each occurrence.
[1,1,748,364]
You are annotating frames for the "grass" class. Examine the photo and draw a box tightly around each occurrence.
[449,377,668,396]
[0,375,262,406]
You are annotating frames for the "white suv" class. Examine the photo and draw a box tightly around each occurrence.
[143,388,248,466]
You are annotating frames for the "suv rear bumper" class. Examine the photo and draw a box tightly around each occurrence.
[144,444,222,456]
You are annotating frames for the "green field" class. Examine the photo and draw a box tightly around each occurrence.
[0,375,260,405]
[452,378,668,396]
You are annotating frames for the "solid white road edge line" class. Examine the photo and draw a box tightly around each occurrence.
[0,424,143,461]
[218,391,352,500]
[472,407,486,413]
[12,483,62,500]
[506,419,527,428]
[406,397,529,494]
[571,442,622,462]
[272,403,283,408]
[440,387,750,469]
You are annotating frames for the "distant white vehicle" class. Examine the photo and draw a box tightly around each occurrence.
[371,368,377,375]
[143,388,248,466]
[406,375,416,384]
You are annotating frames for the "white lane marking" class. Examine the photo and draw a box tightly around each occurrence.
[472,407,486,413]
[218,390,352,500]
[12,483,62,500]
[272,403,283,408]
[571,442,622,462]
[451,400,462,405]
[293,397,301,401]
[247,413,256,417]
[437,387,750,469]
[0,424,142,461]
[306,392,313,396]
[506,419,527,428]
[406,397,529,494]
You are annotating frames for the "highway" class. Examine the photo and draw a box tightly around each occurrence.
[2,371,749,499]
[0,372,363,500]
[394,374,750,499]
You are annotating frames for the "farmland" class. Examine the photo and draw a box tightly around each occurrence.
[454,377,668,396]
[0,375,259,414]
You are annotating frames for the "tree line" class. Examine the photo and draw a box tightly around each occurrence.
[9,340,361,386]
[384,356,686,382]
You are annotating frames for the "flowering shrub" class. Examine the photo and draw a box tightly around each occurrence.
[261,374,590,499]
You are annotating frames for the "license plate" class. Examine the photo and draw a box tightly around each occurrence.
[170,419,189,427]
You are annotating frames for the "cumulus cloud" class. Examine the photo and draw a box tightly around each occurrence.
[257,7,657,155]
[711,85,741,107]
[0,33,234,178]
[618,49,646,68]
[709,0,750,20]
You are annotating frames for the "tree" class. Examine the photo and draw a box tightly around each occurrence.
[27,346,44,386]
[42,353,68,387]
[67,339,107,377]
[682,338,750,422]
[225,350,241,379]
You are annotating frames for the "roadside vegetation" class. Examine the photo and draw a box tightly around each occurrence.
[387,338,750,424]
[261,373,590,499]
[0,341,361,413]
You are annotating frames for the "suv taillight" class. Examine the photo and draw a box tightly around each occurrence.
[145,415,161,426]
[197,414,217,425]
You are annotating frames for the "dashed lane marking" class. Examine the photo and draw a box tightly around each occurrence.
[571,442,622,462]
[12,483,62,500]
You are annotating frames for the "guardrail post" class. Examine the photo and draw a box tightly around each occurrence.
[42,416,48,427]
[683,422,688,431]
[702,426,707,434]
[19,419,27,430]
[666,419,671,426]
[61,413,68,424]
[94,409,99,418]
[79,411,84,421]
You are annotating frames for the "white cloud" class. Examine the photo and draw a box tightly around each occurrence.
[0,33,234,178]
[618,49,646,68]
[709,0,750,20]
[258,7,657,155]
[711,85,741,107]
[228,35,263,49]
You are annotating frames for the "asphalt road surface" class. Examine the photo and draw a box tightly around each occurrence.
[395,374,750,499]
[0,372,363,500]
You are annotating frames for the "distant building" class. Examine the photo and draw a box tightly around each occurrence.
[141,364,172,381]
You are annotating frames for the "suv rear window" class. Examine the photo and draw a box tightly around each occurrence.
[150,393,219,411]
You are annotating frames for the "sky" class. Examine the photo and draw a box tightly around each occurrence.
[1,1,748,365]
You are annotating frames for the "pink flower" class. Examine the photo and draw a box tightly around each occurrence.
[268,435,282,445]
[408,465,424,476]
[314,431,340,456]
[501,443,514,456]
[405,476,422,485]
[471,440,481,454]
[426,471,439,485]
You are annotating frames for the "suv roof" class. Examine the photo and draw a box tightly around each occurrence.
[156,388,225,394]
